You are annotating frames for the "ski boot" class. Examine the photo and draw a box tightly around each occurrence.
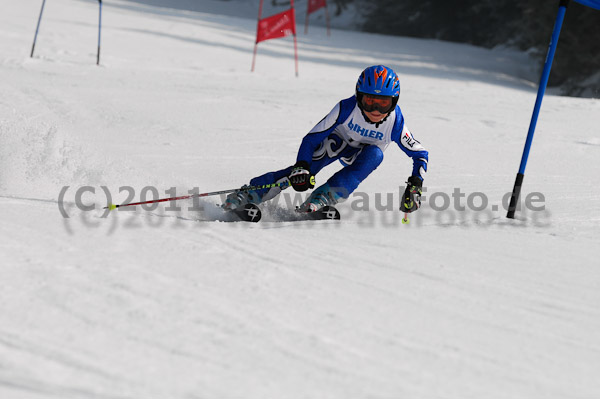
[222,185,261,211]
[297,184,339,213]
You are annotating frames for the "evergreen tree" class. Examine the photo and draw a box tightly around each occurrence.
[361,0,600,97]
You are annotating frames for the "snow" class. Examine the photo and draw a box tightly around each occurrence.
[1,0,600,398]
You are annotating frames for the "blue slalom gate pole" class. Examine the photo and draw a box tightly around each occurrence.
[506,0,570,219]
[31,0,47,57]
[97,0,102,65]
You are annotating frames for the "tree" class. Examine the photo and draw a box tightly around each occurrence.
[362,0,600,96]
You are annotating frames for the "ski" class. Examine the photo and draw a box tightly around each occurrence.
[223,204,340,223]
[231,203,262,223]
[293,205,341,221]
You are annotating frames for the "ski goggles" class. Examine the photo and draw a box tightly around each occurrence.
[360,94,394,113]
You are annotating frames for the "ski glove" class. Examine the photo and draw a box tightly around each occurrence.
[402,176,423,213]
[289,161,315,192]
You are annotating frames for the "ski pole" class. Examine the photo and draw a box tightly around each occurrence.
[104,181,289,210]
[97,0,102,65]
[31,0,47,58]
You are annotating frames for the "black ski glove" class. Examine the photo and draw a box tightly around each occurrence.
[402,176,423,213]
[289,161,315,192]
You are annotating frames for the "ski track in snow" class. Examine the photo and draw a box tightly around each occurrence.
[1,0,600,398]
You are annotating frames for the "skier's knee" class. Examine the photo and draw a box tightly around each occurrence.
[361,145,384,168]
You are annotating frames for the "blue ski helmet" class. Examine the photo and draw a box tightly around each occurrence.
[356,65,400,113]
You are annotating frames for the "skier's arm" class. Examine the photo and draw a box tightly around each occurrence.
[391,115,428,181]
[296,97,355,168]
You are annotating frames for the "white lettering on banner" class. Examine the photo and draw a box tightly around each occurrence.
[261,14,291,38]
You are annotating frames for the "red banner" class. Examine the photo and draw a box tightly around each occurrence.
[256,8,296,44]
[307,0,326,14]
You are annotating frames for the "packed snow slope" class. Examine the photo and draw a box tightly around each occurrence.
[1,0,599,398]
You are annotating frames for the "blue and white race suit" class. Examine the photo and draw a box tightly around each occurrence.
[250,95,428,201]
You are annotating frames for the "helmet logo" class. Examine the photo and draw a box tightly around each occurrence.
[373,68,388,86]
[374,89,381,93]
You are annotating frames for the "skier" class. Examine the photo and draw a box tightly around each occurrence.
[223,65,428,215]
